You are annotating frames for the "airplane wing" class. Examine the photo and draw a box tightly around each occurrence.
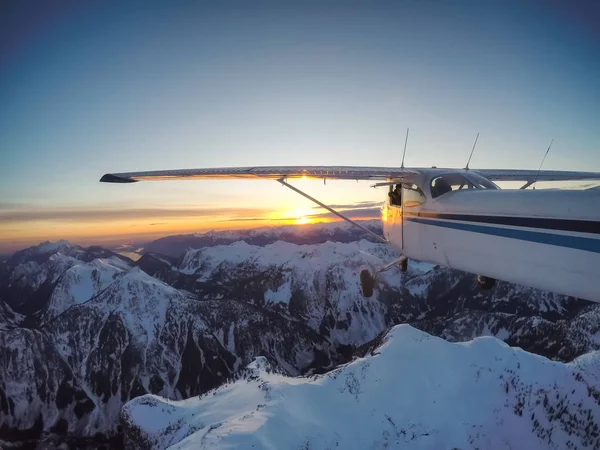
[100,166,600,184]
[99,166,420,183]
[475,169,600,182]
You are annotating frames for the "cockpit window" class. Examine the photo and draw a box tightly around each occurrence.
[430,173,499,198]
[431,174,474,198]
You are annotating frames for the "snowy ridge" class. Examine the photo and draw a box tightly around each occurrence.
[143,220,383,258]
[194,220,376,239]
[122,325,600,450]
[180,239,400,275]
[35,240,71,253]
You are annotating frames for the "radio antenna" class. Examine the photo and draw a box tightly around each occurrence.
[401,128,409,169]
[465,132,479,170]
[532,138,554,190]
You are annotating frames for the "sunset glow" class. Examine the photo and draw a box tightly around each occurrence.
[1,1,598,257]
[0,199,379,253]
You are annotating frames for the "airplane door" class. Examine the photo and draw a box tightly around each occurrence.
[384,185,403,250]
[401,184,427,258]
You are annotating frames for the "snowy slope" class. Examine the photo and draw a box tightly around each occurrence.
[122,325,600,450]
[45,257,129,319]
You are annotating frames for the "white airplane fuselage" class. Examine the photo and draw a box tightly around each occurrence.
[382,173,600,302]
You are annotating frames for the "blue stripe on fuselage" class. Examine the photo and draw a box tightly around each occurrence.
[406,217,600,254]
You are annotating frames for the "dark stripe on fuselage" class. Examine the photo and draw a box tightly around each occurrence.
[405,217,600,254]
[403,211,600,235]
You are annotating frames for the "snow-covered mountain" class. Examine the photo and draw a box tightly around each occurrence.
[0,240,334,447]
[142,238,596,360]
[122,325,600,450]
[174,239,417,347]
[1,225,598,448]
[0,240,133,326]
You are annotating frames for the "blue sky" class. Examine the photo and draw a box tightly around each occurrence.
[0,0,598,251]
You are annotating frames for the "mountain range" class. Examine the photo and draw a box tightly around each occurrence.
[1,221,598,449]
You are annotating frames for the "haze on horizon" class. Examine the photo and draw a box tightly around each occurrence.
[1,0,599,254]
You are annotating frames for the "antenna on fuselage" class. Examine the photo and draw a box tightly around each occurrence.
[465,132,480,170]
[401,128,409,169]
[532,138,554,190]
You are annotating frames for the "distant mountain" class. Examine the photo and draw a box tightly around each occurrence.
[0,241,133,327]
[0,226,598,448]
[141,220,383,258]
[122,325,600,450]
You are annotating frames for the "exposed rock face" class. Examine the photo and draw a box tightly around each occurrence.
[0,226,597,448]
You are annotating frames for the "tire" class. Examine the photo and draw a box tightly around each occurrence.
[400,258,408,272]
[360,270,375,297]
[477,275,496,290]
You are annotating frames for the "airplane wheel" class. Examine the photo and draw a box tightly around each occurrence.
[360,269,375,297]
[477,275,496,290]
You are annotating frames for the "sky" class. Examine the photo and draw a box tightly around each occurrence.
[1,0,599,253]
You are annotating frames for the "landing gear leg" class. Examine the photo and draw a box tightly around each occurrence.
[360,256,408,297]
[477,275,496,290]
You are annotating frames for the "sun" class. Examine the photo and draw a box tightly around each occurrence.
[289,207,312,225]
[268,207,314,225]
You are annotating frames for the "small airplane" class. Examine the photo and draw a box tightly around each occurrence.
[100,164,600,303]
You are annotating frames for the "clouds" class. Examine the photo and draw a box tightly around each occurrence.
[0,200,382,225]
[308,207,381,220]
[311,200,382,210]
[0,200,383,254]
[0,205,271,223]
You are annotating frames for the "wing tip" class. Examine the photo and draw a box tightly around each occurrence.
[100,173,137,183]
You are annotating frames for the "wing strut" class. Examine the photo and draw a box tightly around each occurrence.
[520,181,534,190]
[277,178,388,244]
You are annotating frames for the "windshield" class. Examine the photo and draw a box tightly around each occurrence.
[430,172,499,198]
[466,172,499,189]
